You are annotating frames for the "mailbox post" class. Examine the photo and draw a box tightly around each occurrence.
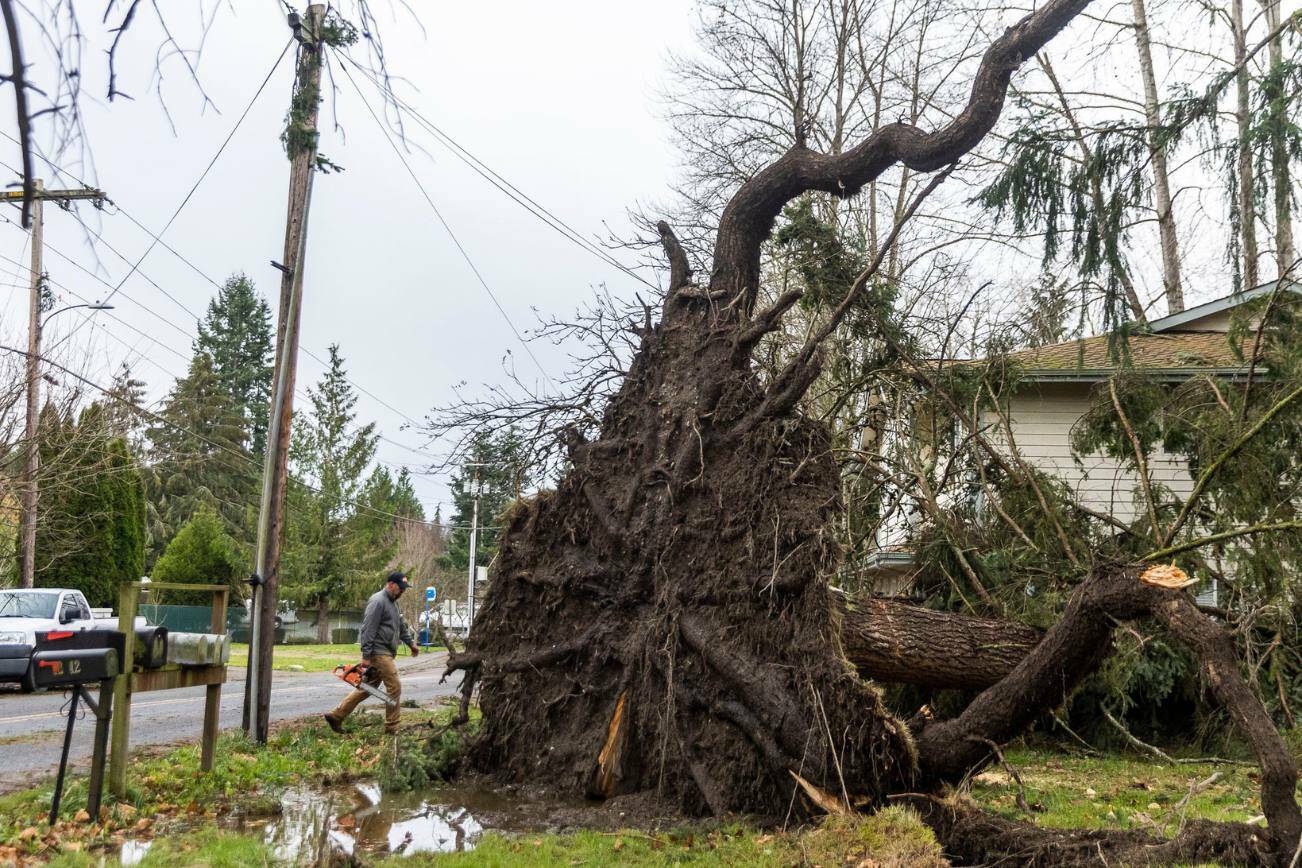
[109,581,229,799]
[32,630,123,822]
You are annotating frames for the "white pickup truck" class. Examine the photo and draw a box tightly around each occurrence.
[0,588,103,692]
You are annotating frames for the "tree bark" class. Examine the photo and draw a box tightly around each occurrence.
[1130,0,1184,313]
[1234,0,1261,289]
[315,595,330,644]
[911,565,1300,863]
[1262,0,1296,277]
[441,0,1301,862]
[838,595,1042,690]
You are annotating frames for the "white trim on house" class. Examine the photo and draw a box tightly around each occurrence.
[1148,280,1296,334]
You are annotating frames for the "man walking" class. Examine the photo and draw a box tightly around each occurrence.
[325,571,419,735]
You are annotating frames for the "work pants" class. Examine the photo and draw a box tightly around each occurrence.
[330,653,402,733]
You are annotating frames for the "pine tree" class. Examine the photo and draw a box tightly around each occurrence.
[195,274,274,456]
[440,428,528,572]
[102,362,147,449]
[145,352,255,563]
[290,345,379,639]
[151,506,245,601]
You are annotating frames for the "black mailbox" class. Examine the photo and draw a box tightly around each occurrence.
[36,628,126,659]
[131,626,168,669]
[32,648,120,687]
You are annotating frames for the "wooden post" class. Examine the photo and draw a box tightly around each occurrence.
[0,182,108,588]
[248,2,326,743]
[108,582,139,799]
[18,179,41,588]
[201,586,228,771]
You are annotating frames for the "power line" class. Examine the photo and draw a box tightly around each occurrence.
[334,56,553,385]
[0,341,459,529]
[0,237,432,480]
[0,140,433,434]
[37,38,295,359]
[337,52,660,294]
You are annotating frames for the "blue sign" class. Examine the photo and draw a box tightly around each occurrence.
[425,587,436,602]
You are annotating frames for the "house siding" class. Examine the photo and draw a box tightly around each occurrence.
[979,382,1195,524]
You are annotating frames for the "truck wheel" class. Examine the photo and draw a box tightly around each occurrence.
[19,662,37,694]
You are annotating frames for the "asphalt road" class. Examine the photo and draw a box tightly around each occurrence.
[0,653,456,791]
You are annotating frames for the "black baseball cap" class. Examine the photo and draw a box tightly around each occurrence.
[387,570,410,589]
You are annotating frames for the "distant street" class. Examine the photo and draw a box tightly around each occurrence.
[0,653,455,791]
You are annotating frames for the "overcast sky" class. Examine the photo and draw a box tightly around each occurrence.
[0,2,697,521]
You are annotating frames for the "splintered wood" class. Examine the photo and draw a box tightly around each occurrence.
[1139,564,1196,589]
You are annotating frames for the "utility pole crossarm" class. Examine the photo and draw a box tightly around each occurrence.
[2,187,107,204]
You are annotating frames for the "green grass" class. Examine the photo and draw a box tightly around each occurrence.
[227,642,440,673]
[6,728,1299,866]
[0,699,457,862]
[45,829,277,868]
[383,808,946,868]
[967,741,1296,837]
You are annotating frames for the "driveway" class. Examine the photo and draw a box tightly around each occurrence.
[0,653,456,792]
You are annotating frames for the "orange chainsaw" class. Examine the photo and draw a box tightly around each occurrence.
[332,662,398,707]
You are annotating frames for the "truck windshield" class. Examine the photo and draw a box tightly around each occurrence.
[0,591,60,619]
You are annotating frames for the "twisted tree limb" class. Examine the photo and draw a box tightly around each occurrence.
[708,0,1096,310]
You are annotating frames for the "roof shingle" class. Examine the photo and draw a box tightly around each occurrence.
[1004,331,1245,372]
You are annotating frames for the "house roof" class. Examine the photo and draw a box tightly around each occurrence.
[1148,279,1297,333]
[1004,331,1248,381]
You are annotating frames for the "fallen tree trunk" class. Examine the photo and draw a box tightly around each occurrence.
[438,0,1302,860]
[839,596,1042,690]
[911,565,1300,864]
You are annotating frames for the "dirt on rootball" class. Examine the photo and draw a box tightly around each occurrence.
[458,294,913,818]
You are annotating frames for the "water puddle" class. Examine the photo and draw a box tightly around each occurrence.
[255,783,487,860]
[138,780,598,862]
[118,839,151,866]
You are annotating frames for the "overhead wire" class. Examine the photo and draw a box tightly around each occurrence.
[40,38,296,358]
[333,53,554,386]
[0,139,433,435]
[0,234,440,494]
[0,341,476,529]
[336,52,661,294]
[0,190,443,471]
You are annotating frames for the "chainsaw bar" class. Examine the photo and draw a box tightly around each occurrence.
[333,663,398,707]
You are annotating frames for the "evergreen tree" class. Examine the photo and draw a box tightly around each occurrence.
[151,506,245,600]
[440,428,528,573]
[145,352,255,563]
[195,274,274,456]
[102,362,147,450]
[32,405,146,607]
[290,345,379,639]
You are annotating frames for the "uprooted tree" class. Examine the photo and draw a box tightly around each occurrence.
[442,0,1301,863]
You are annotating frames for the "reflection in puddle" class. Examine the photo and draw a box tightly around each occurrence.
[119,780,590,862]
[262,783,487,861]
[119,839,152,866]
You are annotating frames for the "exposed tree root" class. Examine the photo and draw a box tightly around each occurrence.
[431,0,1302,862]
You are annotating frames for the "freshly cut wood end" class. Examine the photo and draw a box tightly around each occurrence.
[1139,564,1196,589]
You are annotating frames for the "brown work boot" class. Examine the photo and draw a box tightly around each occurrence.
[324,713,345,734]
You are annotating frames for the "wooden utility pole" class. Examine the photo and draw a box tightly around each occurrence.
[2,181,107,588]
[245,3,326,743]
